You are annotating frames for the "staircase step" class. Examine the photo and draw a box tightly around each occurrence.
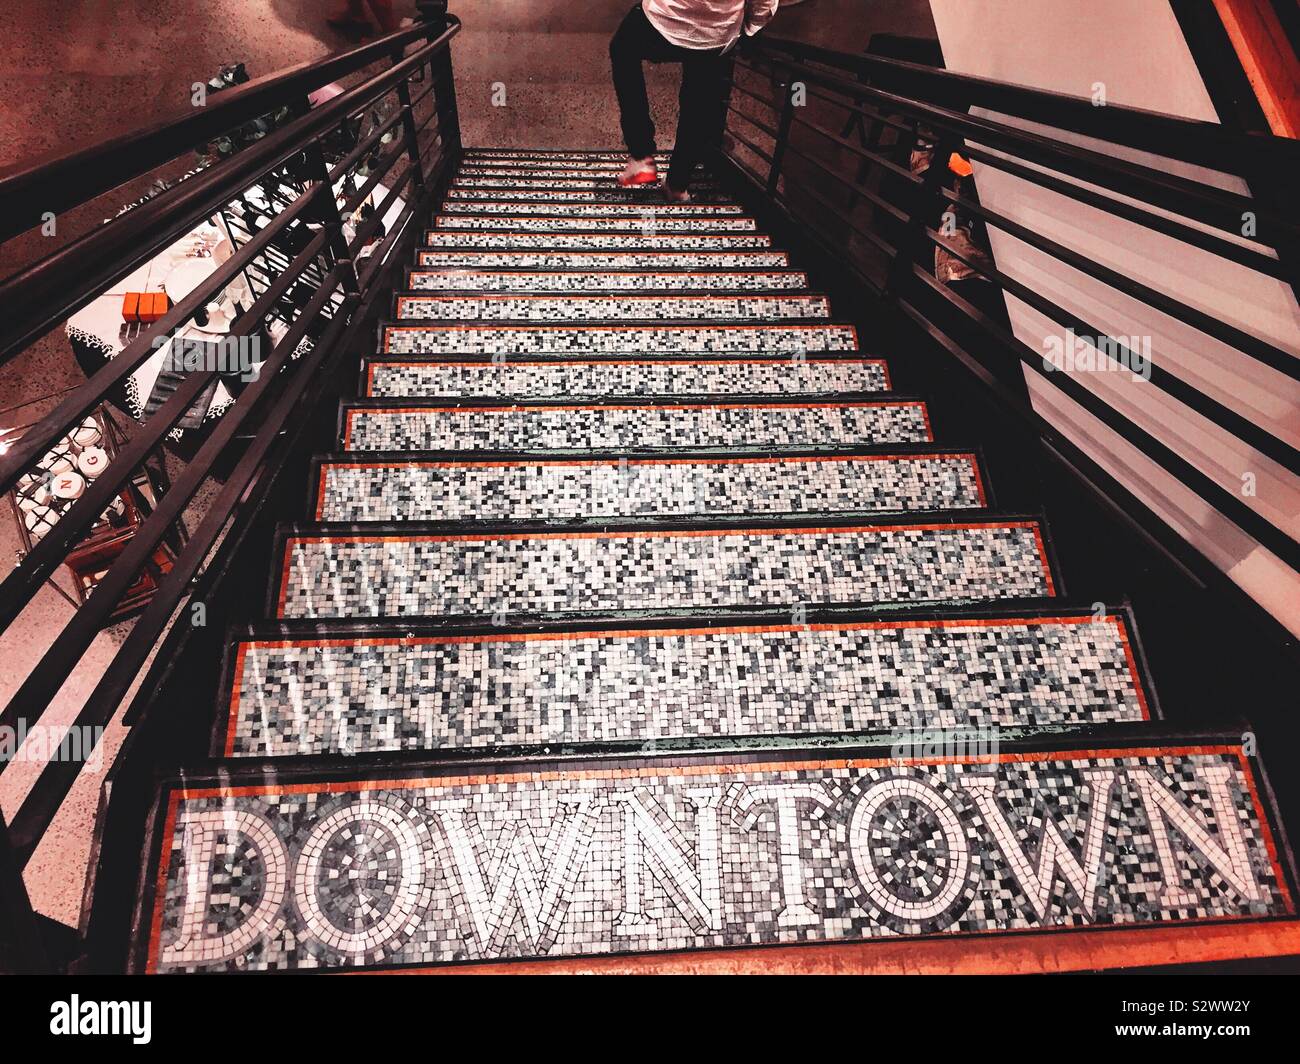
[447,186,734,203]
[423,231,772,248]
[442,199,745,216]
[339,396,930,451]
[393,292,831,322]
[454,173,721,190]
[217,600,1152,759]
[407,268,809,292]
[136,730,1294,973]
[457,166,715,182]
[361,354,891,398]
[381,322,857,354]
[463,148,674,160]
[416,248,789,268]
[431,215,758,233]
[311,447,986,522]
[269,512,1058,620]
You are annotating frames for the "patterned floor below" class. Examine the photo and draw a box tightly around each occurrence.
[341,400,930,451]
[314,452,984,522]
[143,740,1292,972]
[223,609,1149,758]
[363,357,890,398]
[274,519,1055,619]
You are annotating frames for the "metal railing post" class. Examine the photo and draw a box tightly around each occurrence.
[393,55,429,189]
[0,814,49,973]
[303,141,361,294]
[766,65,797,196]
[882,131,955,300]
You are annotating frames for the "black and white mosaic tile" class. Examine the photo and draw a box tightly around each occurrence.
[453,175,721,190]
[456,167,704,182]
[316,454,981,522]
[394,293,831,321]
[364,357,890,398]
[383,323,858,354]
[463,150,674,161]
[275,521,1053,619]
[424,232,772,249]
[441,200,746,216]
[407,269,809,291]
[342,401,929,451]
[147,746,1288,971]
[432,215,758,232]
[416,249,790,268]
[447,187,734,203]
[225,612,1143,758]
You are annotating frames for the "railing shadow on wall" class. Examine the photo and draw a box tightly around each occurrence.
[0,6,462,973]
[720,34,1300,646]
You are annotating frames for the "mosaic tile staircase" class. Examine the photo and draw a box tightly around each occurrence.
[129,148,1299,974]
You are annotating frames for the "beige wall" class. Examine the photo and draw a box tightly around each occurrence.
[928,0,1300,637]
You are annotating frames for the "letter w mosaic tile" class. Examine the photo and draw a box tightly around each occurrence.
[140,742,1294,972]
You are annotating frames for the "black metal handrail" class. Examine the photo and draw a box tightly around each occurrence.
[0,7,461,973]
[722,33,1300,595]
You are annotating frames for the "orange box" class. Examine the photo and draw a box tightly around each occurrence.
[140,292,170,323]
[121,292,141,323]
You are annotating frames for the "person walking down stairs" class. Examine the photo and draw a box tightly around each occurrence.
[610,0,779,200]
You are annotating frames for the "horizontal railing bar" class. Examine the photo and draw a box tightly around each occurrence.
[763,57,1300,246]
[789,111,919,184]
[779,141,912,223]
[754,33,1300,175]
[919,222,1300,476]
[726,126,775,165]
[935,184,1300,384]
[0,17,461,243]
[726,78,781,110]
[726,105,780,140]
[347,168,413,255]
[339,138,409,217]
[0,268,347,766]
[9,281,359,860]
[327,109,406,182]
[955,140,1292,282]
[0,31,453,374]
[0,184,329,498]
[797,79,916,138]
[904,262,1300,571]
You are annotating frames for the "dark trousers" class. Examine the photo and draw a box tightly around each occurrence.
[609,3,731,189]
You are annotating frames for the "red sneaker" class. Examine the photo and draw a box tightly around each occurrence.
[618,157,659,187]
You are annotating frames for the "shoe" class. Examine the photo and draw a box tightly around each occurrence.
[663,184,692,203]
[618,157,659,187]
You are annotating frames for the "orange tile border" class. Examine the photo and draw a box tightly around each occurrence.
[224,612,1144,751]
[144,742,1295,973]
[378,919,1300,975]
